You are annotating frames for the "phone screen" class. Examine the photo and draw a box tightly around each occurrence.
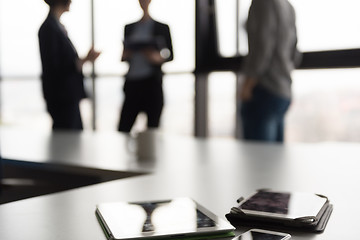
[234,230,290,240]
[238,191,327,219]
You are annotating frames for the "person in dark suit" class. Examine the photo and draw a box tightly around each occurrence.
[39,0,100,130]
[118,0,173,133]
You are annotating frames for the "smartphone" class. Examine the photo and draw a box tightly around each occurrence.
[237,190,327,221]
[233,229,291,240]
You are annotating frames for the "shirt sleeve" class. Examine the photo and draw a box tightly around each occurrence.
[243,0,278,78]
[160,24,174,62]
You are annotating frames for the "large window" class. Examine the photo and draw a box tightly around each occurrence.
[0,0,46,76]
[2,0,360,141]
[93,0,195,132]
[209,72,237,137]
[211,0,360,141]
[0,0,93,130]
[290,0,360,51]
[215,0,360,56]
[0,0,92,77]
[0,0,195,134]
[215,0,238,57]
[94,0,194,75]
[287,69,360,142]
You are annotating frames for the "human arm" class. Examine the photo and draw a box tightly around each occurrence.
[238,76,258,101]
[77,46,101,71]
[240,0,277,100]
[243,0,277,79]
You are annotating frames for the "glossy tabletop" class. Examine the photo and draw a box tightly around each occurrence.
[0,128,359,239]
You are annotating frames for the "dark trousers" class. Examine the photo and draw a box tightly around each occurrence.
[0,154,2,193]
[118,78,164,133]
[46,101,83,130]
[240,86,290,143]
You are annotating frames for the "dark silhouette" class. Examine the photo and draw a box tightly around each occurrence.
[38,0,100,130]
[133,200,216,233]
[118,0,173,133]
[0,154,2,193]
[239,0,301,142]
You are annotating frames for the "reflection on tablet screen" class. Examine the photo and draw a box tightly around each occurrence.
[132,200,216,233]
[96,198,233,240]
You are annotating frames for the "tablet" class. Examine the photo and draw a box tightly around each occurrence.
[96,198,235,240]
[237,190,328,221]
[123,39,158,51]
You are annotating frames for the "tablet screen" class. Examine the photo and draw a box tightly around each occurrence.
[238,191,327,219]
[96,198,234,240]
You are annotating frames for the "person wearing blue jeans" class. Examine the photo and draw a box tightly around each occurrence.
[240,85,291,142]
[239,0,301,143]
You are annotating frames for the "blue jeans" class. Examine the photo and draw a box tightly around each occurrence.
[240,86,290,143]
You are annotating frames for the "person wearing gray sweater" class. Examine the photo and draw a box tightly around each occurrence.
[239,0,301,142]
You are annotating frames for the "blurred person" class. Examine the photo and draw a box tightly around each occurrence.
[0,153,2,194]
[39,0,100,130]
[239,0,301,142]
[118,0,173,133]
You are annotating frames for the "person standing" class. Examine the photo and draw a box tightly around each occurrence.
[118,0,173,133]
[39,0,100,130]
[239,0,301,142]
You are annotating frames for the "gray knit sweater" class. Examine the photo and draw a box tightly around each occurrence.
[243,0,302,99]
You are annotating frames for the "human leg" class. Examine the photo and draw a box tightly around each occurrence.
[118,82,142,133]
[47,101,83,130]
[240,86,290,142]
[144,84,164,128]
[118,97,141,133]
